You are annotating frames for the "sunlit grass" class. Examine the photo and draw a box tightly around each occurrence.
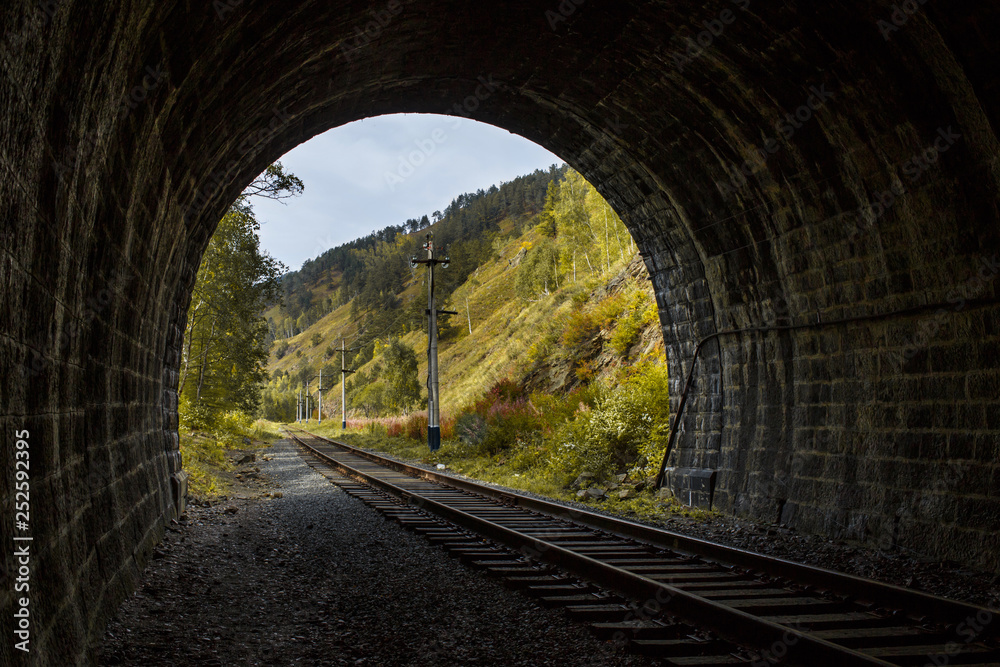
[179,415,284,500]
[179,432,231,499]
[295,380,714,527]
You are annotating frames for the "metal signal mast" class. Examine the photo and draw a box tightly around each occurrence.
[340,339,355,430]
[411,233,453,451]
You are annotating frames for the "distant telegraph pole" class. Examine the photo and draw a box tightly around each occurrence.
[411,233,454,451]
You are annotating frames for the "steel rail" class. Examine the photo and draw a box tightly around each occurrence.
[289,427,997,632]
[286,428,901,666]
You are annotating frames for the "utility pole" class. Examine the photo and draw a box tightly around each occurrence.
[318,367,322,425]
[411,233,454,451]
[341,339,355,430]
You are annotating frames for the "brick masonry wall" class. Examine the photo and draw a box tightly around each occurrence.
[1,1,998,664]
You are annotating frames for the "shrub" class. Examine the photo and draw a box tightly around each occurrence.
[536,358,671,482]
[526,329,558,365]
[216,410,256,447]
[386,416,406,438]
[482,397,544,457]
[560,310,598,349]
[530,385,600,433]
[441,414,456,441]
[485,378,526,406]
[365,421,388,436]
[456,412,488,445]
[179,395,217,431]
[610,313,641,356]
[609,288,658,357]
[592,291,629,329]
[452,379,545,457]
[405,413,429,440]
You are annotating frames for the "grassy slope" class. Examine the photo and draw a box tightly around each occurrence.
[266,283,352,376]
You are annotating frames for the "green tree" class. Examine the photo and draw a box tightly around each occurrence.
[584,179,631,268]
[381,339,421,414]
[554,169,604,275]
[537,181,559,238]
[515,239,562,299]
[179,201,286,418]
[353,370,387,418]
[179,162,302,424]
[241,162,304,200]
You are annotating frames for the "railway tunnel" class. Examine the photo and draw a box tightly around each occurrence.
[1,0,998,663]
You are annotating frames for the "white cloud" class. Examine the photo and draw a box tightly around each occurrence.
[253,114,562,271]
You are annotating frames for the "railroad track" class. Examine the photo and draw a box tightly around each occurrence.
[284,427,999,666]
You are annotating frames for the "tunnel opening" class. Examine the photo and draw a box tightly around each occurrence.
[2,2,999,662]
[180,111,661,499]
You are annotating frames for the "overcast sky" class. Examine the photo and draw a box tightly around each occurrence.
[252,114,563,272]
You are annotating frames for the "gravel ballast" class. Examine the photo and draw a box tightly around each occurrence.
[342,440,1000,611]
[98,440,654,666]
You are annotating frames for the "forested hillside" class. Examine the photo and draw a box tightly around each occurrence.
[268,165,563,343]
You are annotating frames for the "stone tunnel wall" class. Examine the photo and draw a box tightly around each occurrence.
[1,1,999,664]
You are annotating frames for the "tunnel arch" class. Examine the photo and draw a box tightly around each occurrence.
[1,1,998,662]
